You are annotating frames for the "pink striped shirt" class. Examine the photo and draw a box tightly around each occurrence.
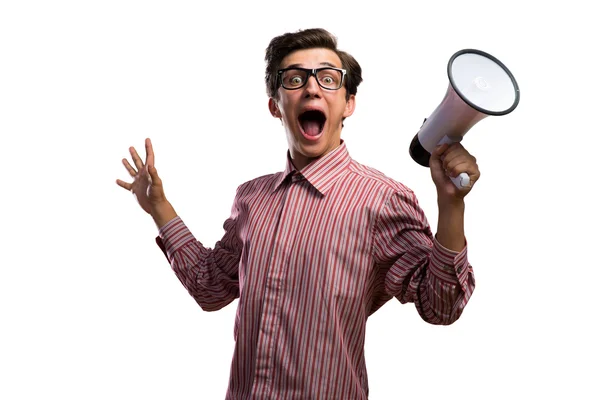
[156,141,475,399]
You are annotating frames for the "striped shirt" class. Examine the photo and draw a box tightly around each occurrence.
[156,141,475,399]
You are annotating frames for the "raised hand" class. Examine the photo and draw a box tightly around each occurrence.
[429,142,480,201]
[116,138,176,227]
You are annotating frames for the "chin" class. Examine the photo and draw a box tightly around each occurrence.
[298,133,337,156]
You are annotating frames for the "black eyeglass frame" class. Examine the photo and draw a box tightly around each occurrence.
[277,67,347,91]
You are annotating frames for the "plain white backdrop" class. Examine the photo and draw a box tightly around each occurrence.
[1,0,598,399]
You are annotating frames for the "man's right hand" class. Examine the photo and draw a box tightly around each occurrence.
[116,138,177,228]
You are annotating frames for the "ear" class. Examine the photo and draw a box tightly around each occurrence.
[343,94,356,118]
[268,98,282,118]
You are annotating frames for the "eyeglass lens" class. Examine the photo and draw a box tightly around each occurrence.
[280,68,343,90]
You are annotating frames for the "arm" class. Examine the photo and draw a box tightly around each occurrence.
[430,141,480,251]
[436,200,465,251]
[373,141,480,324]
[156,210,241,312]
[116,138,240,311]
[373,190,474,325]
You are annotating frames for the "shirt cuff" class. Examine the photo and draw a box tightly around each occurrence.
[429,236,470,286]
[155,216,196,262]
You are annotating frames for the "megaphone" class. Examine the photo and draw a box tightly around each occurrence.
[409,49,520,189]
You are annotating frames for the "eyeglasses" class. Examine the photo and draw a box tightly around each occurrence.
[277,67,346,91]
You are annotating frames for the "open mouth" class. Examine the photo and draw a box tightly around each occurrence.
[298,110,326,138]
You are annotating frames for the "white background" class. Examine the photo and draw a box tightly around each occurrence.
[1,0,598,399]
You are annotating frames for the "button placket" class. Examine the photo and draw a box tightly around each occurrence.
[253,176,300,394]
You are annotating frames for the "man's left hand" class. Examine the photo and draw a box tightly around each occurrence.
[429,143,480,201]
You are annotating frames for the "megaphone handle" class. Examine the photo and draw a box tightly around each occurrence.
[437,136,470,189]
[450,173,470,189]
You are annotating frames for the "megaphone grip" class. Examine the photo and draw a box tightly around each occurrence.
[450,172,470,189]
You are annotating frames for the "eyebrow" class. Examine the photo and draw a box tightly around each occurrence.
[283,62,340,69]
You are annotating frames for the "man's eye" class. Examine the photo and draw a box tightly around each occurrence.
[290,76,303,85]
[322,76,334,84]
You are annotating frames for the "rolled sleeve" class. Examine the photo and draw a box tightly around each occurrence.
[155,216,196,262]
[374,189,475,325]
[429,236,471,291]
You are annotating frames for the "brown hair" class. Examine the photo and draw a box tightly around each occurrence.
[265,28,363,101]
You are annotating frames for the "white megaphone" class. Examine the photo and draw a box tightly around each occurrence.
[409,49,520,189]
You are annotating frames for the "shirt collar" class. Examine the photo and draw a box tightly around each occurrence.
[273,141,352,196]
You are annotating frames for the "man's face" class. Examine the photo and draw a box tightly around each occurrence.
[269,48,355,170]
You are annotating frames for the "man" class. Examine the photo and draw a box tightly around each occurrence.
[116,28,479,399]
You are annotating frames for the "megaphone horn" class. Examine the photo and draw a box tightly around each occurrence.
[409,49,520,189]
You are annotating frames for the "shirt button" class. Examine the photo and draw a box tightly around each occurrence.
[457,266,463,274]
[292,174,304,182]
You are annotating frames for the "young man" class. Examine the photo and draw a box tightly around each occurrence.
[117,28,479,399]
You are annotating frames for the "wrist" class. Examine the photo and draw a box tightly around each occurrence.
[436,198,465,252]
[437,196,465,212]
[150,201,178,229]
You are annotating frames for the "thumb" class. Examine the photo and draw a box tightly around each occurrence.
[429,143,448,167]
[147,164,162,186]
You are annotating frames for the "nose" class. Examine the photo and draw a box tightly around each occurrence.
[303,74,322,98]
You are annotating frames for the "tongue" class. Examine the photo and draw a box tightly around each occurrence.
[302,120,321,137]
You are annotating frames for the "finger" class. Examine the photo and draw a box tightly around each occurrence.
[445,142,466,153]
[122,158,137,177]
[145,138,155,167]
[129,146,144,171]
[430,143,450,161]
[445,154,476,174]
[429,143,449,169]
[147,164,162,187]
[115,179,132,190]
[447,160,479,180]
[442,145,474,165]
[441,148,463,167]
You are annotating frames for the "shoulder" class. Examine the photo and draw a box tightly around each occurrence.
[348,161,430,231]
[341,159,425,220]
[347,159,415,197]
[235,172,282,197]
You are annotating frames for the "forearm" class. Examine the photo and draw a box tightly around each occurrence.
[382,231,474,325]
[151,201,178,229]
[376,190,474,325]
[435,198,466,252]
[157,217,240,311]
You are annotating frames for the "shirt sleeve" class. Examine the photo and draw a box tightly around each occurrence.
[155,201,242,312]
[372,189,475,325]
